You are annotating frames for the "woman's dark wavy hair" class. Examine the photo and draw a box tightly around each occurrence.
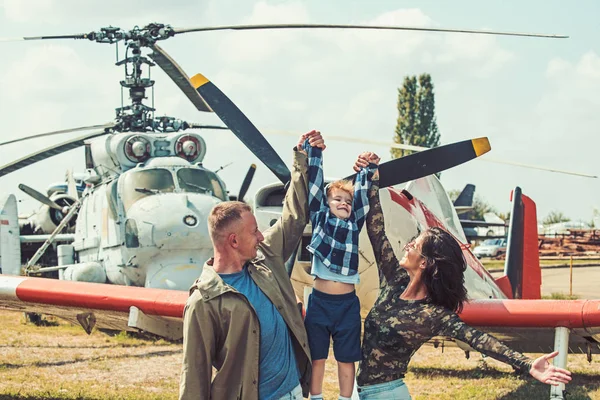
[419,227,468,313]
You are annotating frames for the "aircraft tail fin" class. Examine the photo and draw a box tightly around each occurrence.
[483,212,505,224]
[453,184,476,207]
[0,194,22,275]
[497,187,541,299]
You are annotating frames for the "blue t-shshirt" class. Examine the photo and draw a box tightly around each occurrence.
[220,265,300,400]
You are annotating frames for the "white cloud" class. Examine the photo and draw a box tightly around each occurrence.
[576,51,600,79]
[537,51,600,125]
[546,57,571,78]
[435,33,515,78]
[217,1,310,63]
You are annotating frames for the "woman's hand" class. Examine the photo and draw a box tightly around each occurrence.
[297,130,325,153]
[529,351,572,386]
[353,152,380,178]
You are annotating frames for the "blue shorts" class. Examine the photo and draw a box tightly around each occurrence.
[304,289,361,363]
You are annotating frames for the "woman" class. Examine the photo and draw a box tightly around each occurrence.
[353,153,571,399]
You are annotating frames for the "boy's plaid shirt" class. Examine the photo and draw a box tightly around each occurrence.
[303,139,376,276]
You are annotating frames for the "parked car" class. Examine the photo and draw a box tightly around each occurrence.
[472,238,507,258]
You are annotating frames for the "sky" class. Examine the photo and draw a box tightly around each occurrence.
[0,0,598,223]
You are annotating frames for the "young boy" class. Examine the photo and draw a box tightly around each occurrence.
[299,134,377,400]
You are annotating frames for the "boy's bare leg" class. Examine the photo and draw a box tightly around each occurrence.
[337,361,355,397]
[310,359,326,396]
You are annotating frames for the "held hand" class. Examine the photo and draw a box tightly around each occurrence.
[353,152,380,172]
[369,152,381,166]
[529,351,572,386]
[297,130,326,152]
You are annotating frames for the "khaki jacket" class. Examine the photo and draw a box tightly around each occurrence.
[179,150,311,400]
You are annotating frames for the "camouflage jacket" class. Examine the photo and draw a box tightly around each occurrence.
[356,179,533,386]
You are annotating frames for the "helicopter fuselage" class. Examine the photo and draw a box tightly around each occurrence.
[57,131,227,290]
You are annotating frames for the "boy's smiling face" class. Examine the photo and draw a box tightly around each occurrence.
[327,188,353,220]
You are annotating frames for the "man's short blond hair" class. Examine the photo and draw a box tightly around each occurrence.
[326,179,354,200]
[208,201,252,244]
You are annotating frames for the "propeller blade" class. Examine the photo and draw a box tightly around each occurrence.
[384,137,598,178]
[148,44,212,113]
[18,184,62,211]
[345,138,491,188]
[314,134,597,179]
[0,122,115,147]
[385,141,597,177]
[239,164,257,201]
[173,24,568,39]
[190,73,291,184]
[0,130,109,178]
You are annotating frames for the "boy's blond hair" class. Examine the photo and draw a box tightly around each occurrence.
[326,179,354,200]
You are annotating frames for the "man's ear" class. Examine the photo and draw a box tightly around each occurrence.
[228,233,239,248]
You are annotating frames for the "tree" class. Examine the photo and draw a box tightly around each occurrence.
[542,211,571,225]
[392,74,440,159]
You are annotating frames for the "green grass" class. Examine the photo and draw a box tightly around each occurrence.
[1,310,599,399]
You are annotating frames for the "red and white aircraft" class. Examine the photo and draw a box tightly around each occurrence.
[2,166,600,399]
[3,21,598,399]
[0,77,598,400]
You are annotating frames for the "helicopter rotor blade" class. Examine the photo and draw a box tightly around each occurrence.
[239,164,257,201]
[0,33,88,42]
[18,184,63,211]
[0,129,109,178]
[148,44,212,113]
[0,23,568,44]
[0,122,115,147]
[345,138,491,188]
[472,156,598,178]
[172,24,568,39]
[187,123,229,130]
[190,73,291,184]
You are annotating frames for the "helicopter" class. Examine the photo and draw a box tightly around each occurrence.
[0,22,597,400]
[0,22,572,291]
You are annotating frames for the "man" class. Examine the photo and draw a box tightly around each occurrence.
[179,130,325,400]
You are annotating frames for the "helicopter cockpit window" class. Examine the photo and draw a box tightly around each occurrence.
[122,169,175,210]
[177,169,226,200]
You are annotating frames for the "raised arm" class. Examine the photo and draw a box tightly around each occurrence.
[354,152,408,288]
[365,177,408,288]
[437,312,572,386]
[261,130,325,264]
[352,163,376,231]
[304,137,326,219]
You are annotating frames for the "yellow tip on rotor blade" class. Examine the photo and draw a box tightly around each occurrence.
[190,73,210,89]
[471,137,491,157]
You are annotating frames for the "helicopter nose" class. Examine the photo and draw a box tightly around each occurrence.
[126,193,220,249]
